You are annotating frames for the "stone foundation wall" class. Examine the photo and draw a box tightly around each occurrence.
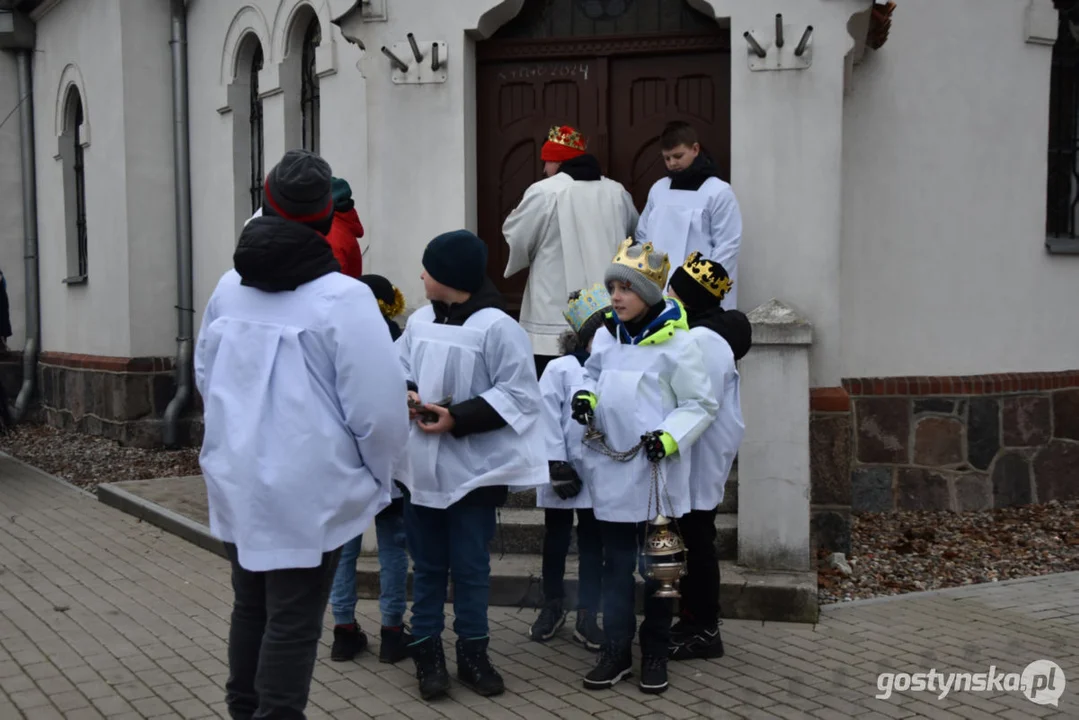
[810,388,853,557]
[37,352,199,448]
[845,371,1079,513]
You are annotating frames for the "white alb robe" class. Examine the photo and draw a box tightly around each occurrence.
[579,317,718,523]
[195,270,409,572]
[536,355,593,510]
[503,173,639,356]
[635,177,742,310]
[397,306,548,509]
[686,327,744,510]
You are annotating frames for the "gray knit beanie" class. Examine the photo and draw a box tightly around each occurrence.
[603,240,669,307]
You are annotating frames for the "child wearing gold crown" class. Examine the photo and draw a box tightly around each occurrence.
[570,239,718,695]
[529,283,612,650]
[664,252,752,662]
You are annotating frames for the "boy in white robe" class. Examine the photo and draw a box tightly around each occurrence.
[665,253,752,662]
[195,150,410,718]
[570,239,718,695]
[397,230,547,701]
[502,125,639,375]
[530,284,612,650]
[635,121,743,310]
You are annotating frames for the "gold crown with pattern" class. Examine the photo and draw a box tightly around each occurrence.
[546,125,587,152]
[682,251,733,300]
[611,237,670,289]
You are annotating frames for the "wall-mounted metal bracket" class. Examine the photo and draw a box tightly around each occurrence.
[746,16,814,71]
[360,0,387,22]
[386,37,448,84]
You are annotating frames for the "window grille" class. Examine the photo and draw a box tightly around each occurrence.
[1047,10,1079,238]
[250,44,265,214]
[301,19,321,154]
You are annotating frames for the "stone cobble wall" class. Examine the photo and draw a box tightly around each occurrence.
[845,372,1079,514]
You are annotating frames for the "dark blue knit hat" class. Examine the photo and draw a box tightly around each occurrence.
[422,230,488,293]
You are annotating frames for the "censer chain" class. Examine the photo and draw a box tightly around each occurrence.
[582,421,684,540]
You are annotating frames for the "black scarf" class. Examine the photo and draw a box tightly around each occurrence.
[432,279,507,326]
[234,216,341,292]
[668,152,721,192]
[559,154,603,182]
[687,306,753,361]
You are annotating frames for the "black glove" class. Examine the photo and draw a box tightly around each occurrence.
[641,431,668,462]
[571,391,596,426]
[549,461,582,500]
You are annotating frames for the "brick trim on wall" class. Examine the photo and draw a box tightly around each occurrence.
[38,352,174,373]
[841,371,1079,397]
[810,387,851,412]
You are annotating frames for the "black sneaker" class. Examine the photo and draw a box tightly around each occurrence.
[639,655,669,694]
[668,625,724,661]
[379,625,414,664]
[669,618,695,642]
[455,637,505,697]
[582,642,633,690]
[330,623,368,662]
[529,600,566,642]
[411,636,450,700]
[573,610,603,651]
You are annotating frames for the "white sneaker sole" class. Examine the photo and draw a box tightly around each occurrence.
[583,667,631,690]
[529,614,566,642]
[572,630,602,651]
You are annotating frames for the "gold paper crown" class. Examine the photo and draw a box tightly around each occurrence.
[546,125,587,152]
[681,251,733,300]
[611,237,670,289]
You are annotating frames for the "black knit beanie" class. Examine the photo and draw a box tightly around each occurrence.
[668,253,731,311]
[262,150,335,235]
[422,230,488,294]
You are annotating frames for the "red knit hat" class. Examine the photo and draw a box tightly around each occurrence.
[541,125,587,163]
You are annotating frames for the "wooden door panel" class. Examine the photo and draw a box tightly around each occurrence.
[608,52,731,212]
[477,59,601,312]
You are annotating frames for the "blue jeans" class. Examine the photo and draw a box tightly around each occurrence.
[599,520,674,656]
[404,497,496,641]
[329,505,410,628]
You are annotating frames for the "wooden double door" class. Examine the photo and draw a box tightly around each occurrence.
[476,31,731,311]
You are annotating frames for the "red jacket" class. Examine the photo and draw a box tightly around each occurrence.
[326,209,364,279]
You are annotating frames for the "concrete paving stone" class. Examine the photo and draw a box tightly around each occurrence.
[3,456,1079,719]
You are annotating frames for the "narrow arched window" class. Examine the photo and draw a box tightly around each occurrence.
[300,17,321,153]
[61,88,88,283]
[250,44,265,213]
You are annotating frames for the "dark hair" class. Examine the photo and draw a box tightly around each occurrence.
[660,121,699,151]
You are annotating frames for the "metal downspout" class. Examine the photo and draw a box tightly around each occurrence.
[163,0,193,448]
[13,49,40,422]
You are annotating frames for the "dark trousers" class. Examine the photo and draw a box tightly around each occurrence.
[224,544,341,720]
[678,509,721,627]
[541,508,602,612]
[598,520,674,657]
[404,498,496,640]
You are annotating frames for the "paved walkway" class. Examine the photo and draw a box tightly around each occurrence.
[0,455,1076,719]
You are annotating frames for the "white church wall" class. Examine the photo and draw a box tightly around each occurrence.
[841,0,1079,378]
[0,51,25,350]
[119,0,178,359]
[32,0,132,357]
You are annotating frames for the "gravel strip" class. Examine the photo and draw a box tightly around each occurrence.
[819,501,1079,604]
[3,424,1077,606]
[0,424,200,490]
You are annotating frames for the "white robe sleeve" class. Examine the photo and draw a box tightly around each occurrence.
[502,183,555,278]
[706,185,743,272]
[635,184,658,242]
[622,188,640,239]
[538,362,569,463]
[194,296,215,397]
[658,335,719,452]
[477,316,541,433]
[328,284,411,485]
[395,319,415,387]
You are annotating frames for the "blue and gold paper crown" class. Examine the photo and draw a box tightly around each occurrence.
[563,283,611,333]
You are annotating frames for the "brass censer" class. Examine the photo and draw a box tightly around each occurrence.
[642,514,687,598]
